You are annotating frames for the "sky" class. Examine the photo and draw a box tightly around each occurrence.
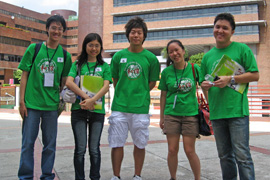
[1,0,78,14]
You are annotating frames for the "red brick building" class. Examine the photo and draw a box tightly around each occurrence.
[0,0,269,86]
[0,1,78,85]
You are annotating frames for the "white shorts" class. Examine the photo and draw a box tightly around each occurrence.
[108,111,150,149]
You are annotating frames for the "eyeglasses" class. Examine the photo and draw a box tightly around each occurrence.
[88,44,100,49]
[50,26,63,32]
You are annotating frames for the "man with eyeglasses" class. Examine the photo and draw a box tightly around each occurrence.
[17,15,72,180]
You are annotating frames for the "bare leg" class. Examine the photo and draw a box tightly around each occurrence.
[183,135,201,180]
[111,147,124,177]
[134,145,145,176]
[166,134,180,180]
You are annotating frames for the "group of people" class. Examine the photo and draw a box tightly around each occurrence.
[17,12,259,180]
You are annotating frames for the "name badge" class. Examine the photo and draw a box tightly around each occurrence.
[95,67,102,72]
[44,72,54,87]
[57,57,64,63]
[120,58,127,63]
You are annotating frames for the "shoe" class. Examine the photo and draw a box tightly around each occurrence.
[133,175,142,180]
[111,175,121,180]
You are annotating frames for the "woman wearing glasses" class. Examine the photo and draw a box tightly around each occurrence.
[66,33,112,180]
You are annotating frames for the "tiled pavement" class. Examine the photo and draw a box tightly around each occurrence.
[0,109,269,180]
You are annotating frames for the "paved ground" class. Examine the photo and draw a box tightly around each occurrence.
[0,109,270,180]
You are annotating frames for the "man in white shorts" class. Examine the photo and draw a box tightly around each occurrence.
[109,17,160,180]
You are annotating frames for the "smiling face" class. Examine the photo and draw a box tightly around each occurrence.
[168,42,185,65]
[128,28,145,46]
[46,22,63,43]
[213,19,235,48]
[86,39,101,61]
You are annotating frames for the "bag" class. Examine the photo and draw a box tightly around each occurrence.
[60,75,80,103]
[60,65,81,103]
[197,92,213,136]
[190,63,213,136]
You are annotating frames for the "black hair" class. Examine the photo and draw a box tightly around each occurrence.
[214,13,235,31]
[166,39,185,67]
[125,16,148,44]
[46,15,66,35]
[76,33,105,69]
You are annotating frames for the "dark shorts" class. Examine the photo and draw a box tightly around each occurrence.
[163,115,199,137]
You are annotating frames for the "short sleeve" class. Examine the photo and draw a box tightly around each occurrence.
[18,43,36,72]
[158,70,167,91]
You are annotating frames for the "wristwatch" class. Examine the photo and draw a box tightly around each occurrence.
[231,76,235,84]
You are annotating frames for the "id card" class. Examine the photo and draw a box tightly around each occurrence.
[44,72,54,87]
[173,94,177,109]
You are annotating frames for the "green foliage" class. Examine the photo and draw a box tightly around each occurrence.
[13,69,22,81]
[189,52,205,66]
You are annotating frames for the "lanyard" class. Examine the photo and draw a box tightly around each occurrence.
[173,62,186,109]
[174,62,186,92]
[46,42,59,70]
[86,62,98,76]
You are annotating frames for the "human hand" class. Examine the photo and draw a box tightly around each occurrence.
[79,99,96,110]
[159,118,164,129]
[201,81,214,91]
[19,102,28,119]
[213,76,231,88]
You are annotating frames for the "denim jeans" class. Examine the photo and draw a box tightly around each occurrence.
[71,109,105,180]
[18,108,58,180]
[211,116,255,180]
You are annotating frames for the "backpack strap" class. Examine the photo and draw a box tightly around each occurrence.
[60,47,67,88]
[32,42,42,64]
[29,42,42,72]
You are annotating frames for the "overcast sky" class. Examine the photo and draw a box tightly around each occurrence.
[2,0,78,14]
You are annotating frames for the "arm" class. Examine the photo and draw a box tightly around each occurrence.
[159,90,167,130]
[19,71,29,119]
[60,77,67,91]
[149,81,156,91]
[113,78,118,88]
[80,80,110,110]
[214,72,259,88]
[202,89,209,104]
[65,76,89,100]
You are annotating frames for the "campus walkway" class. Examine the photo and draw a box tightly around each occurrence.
[0,109,269,180]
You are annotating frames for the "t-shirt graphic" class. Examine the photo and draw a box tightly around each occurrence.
[38,59,57,74]
[175,77,194,93]
[124,61,142,80]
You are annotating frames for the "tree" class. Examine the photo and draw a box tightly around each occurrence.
[189,52,205,66]
[13,69,22,82]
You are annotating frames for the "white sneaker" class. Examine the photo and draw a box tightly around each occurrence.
[133,175,142,180]
[111,175,121,180]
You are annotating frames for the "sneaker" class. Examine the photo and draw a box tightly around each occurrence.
[133,175,142,180]
[111,175,121,180]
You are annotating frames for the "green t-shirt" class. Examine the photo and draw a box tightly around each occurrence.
[158,63,200,116]
[18,43,72,111]
[68,61,112,114]
[111,48,160,114]
[200,42,259,120]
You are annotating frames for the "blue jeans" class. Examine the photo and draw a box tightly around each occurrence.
[211,116,255,180]
[18,109,58,180]
[71,109,104,180]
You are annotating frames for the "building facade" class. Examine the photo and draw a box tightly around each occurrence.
[0,1,79,84]
[103,0,269,85]
[0,0,269,85]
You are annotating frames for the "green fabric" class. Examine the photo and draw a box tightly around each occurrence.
[68,61,112,114]
[200,42,259,120]
[111,48,160,114]
[18,43,72,110]
[158,63,200,116]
